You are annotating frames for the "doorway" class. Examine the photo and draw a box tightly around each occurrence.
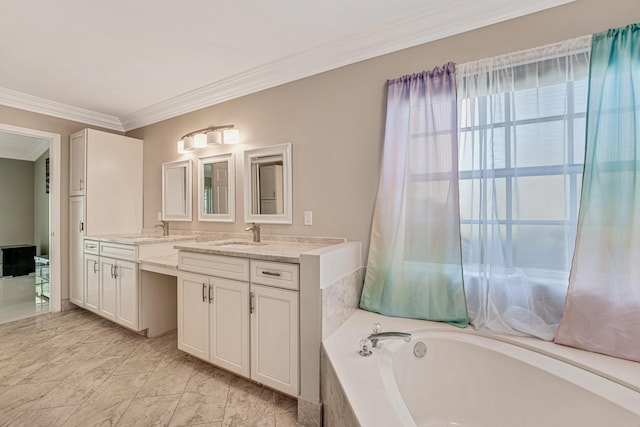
[0,123,61,323]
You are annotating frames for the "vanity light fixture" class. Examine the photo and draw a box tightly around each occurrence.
[176,124,239,153]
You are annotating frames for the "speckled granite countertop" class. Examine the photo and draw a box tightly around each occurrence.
[139,253,180,270]
[85,234,197,245]
[174,240,335,263]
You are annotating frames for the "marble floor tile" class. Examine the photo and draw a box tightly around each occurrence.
[5,405,79,427]
[221,377,276,427]
[137,354,194,397]
[0,308,301,427]
[115,394,181,426]
[62,372,150,427]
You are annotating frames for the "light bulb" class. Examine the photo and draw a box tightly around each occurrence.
[194,133,207,148]
[222,129,240,144]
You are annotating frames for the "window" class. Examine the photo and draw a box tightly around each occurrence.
[458,54,590,276]
[456,38,592,339]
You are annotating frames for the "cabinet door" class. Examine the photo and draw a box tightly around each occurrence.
[250,284,299,396]
[84,254,100,314]
[69,197,85,307]
[99,257,117,322]
[85,129,143,235]
[69,130,86,196]
[115,260,138,330]
[210,278,250,377]
[177,272,209,360]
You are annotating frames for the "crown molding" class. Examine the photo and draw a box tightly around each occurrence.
[1,0,573,133]
[0,87,124,132]
[120,0,573,131]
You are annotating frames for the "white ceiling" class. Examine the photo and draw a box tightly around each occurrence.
[0,131,49,161]
[0,0,573,132]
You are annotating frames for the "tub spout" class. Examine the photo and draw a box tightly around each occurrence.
[367,332,412,348]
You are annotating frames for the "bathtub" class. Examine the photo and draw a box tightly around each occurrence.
[322,310,640,427]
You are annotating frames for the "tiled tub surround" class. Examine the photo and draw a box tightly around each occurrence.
[321,267,365,341]
[322,310,640,426]
[0,308,301,426]
[299,243,363,427]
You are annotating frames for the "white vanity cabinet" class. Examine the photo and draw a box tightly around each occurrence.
[177,253,250,377]
[98,242,139,330]
[250,260,299,397]
[178,251,300,397]
[83,240,100,314]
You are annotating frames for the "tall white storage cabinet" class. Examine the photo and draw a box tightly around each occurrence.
[68,129,143,309]
[69,196,85,305]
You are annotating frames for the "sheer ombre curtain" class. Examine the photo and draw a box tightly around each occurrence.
[360,63,468,326]
[555,24,640,361]
[457,37,591,340]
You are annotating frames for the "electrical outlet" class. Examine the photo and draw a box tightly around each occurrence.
[304,211,313,226]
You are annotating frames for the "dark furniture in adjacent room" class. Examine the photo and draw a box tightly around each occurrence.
[0,244,36,277]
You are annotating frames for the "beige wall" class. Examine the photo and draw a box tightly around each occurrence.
[127,0,640,261]
[34,150,50,256]
[0,158,34,247]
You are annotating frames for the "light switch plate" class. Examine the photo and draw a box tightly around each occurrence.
[304,211,313,226]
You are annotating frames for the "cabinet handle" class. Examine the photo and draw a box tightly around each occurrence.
[79,221,84,232]
[262,270,281,277]
[86,244,97,249]
[93,261,99,273]
[202,283,207,302]
[208,284,213,303]
[80,178,84,190]
[113,265,118,279]
[250,292,255,314]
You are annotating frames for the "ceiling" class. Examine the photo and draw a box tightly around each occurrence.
[0,131,49,161]
[0,0,572,132]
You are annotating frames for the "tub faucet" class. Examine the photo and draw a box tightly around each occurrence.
[155,220,170,236]
[367,332,412,348]
[245,223,261,242]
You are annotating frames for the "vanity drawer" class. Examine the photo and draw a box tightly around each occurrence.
[84,239,99,255]
[179,252,250,282]
[99,242,137,261]
[250,260,299,291]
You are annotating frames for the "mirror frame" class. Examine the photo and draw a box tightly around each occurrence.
[243,143,292,224]
[162,159,192,221]
[197,153,235,222]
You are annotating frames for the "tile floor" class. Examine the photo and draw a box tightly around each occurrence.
[0,308,302,427]
[0,275,50,325]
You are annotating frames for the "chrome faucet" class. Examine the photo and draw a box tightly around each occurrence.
[245,223,261,242]
[155,220,170,236]
[367,332,412,348]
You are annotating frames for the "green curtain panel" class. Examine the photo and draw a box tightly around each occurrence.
[359,64,468,326]
[555,24,640,362]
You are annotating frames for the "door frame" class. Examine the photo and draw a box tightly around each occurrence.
[0,123,61,313]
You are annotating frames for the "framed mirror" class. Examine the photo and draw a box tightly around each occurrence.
[243,143,292,224]
[198,153,235,222]
[162,159,192,221]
